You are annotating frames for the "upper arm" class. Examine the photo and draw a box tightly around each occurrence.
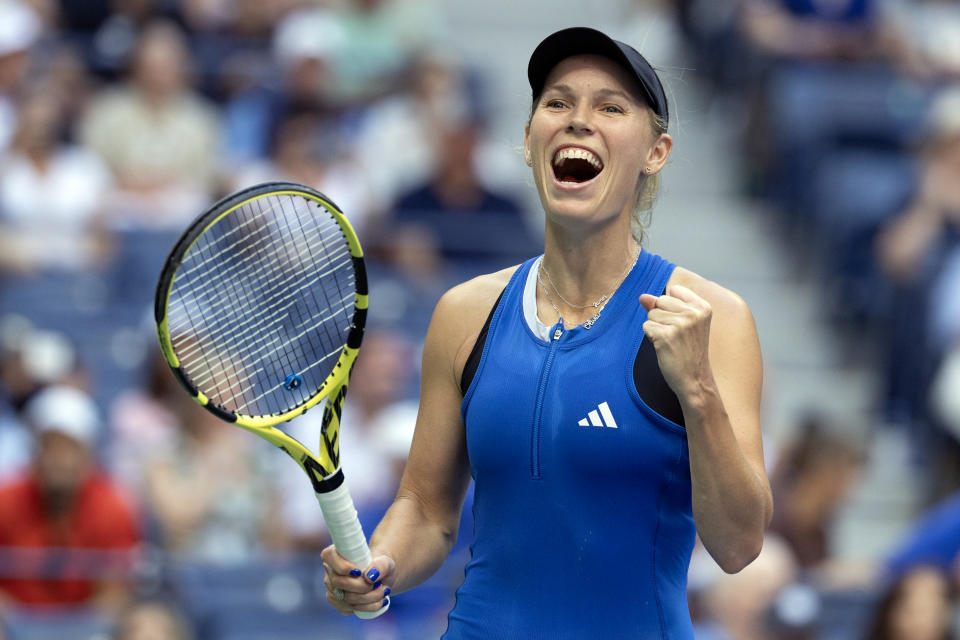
[395,270,513,532]
[707,289,767,483]
[675,269,770,496]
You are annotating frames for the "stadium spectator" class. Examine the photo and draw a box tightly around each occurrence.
[112,597,196,640]
[696,534,799,640]
[230,109,376,236]
[365,223,452,336]
[106,349,182,501]
[0,87,113,275]
[885,489,960,579]
[353,50,476,212]
[221,7,345,167]
[0,385,141,613]
[141,392,286,562]
[875,89,960,290]
[389,112,536,265]
[0,322,81,480]
[323,0,448,106]
[767,414,865,569]
[734,0,925,219]
[874,87,960,461]
[861,565,956,640]
[0,1,41,153]
[79,19,221,229]
[738,0,893,64]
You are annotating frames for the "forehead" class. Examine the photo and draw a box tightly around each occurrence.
[541,54,646,105]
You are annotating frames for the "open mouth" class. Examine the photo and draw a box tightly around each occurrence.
[552,147,603,184]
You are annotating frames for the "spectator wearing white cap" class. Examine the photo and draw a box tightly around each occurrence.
[0,385,141,615]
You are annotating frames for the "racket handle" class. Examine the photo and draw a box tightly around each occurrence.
[315,480,390,620]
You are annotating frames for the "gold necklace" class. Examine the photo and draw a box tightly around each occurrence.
[541,249,639,310]
[536,249,639,330]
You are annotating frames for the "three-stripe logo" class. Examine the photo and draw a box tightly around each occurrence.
[577,401,618,428]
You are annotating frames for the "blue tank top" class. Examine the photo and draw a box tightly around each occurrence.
[448,251,695,639]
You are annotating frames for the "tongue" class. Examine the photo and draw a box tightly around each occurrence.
[555,158,599,183]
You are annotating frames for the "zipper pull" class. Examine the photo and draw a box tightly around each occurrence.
[552,319,564,341]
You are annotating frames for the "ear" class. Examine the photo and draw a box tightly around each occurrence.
[523,125,532,166]
[644,133,673,175]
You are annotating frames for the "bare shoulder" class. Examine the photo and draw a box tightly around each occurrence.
[436,266,516,324]
[427,265,519,384]
[668,266,756,330]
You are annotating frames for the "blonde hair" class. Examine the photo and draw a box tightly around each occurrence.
[631,111,668,246]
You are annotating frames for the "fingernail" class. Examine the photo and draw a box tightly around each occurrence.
[373,581,382,589]
[349,569,361,578]
[366,568,380,582]
[382,597,390,607]
[383,587,391,596]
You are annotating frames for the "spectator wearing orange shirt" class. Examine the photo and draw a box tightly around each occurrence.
[0,385,141,614]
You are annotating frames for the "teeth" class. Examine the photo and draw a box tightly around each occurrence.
[553,147,603,170]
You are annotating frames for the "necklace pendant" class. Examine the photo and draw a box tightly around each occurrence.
[583,311,601,329]
[592,295,606,309]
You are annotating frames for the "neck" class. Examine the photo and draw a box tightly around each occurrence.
[543,220,638,295]
[538,220,640,326]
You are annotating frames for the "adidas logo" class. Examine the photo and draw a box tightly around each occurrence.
[577,401,618,429]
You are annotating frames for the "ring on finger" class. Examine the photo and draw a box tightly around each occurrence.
[333,588,345,602]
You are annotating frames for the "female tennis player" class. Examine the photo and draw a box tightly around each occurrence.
[322,26,772,638]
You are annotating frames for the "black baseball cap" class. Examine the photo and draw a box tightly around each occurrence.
[527,27,668,126]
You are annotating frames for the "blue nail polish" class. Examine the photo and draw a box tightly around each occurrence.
[373,581,382,589]
[349,569,361,578]
[382,597,390,607]
[383,588,391,596]
[366,568,380,582]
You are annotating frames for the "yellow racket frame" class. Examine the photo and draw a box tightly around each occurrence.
[154,183,368,487]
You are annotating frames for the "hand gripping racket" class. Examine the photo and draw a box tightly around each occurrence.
[154,182,388,619]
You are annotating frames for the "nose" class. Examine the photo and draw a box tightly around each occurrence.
[566,104,593,134]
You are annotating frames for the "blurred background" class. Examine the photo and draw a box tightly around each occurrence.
[1,0,960,638]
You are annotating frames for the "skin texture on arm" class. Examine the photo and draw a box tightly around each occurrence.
[321,267,513,615]
[640,267,772,573]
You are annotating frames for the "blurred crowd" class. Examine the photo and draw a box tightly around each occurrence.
[1,0,960,638]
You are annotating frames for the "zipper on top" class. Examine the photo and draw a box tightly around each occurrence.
[530,319,563,479]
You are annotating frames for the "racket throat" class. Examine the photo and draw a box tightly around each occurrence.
[304,460,345,493]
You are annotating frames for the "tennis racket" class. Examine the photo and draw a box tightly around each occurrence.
[154,182,388,619]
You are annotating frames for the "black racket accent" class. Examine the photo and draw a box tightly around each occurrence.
[352,256,368,296]
[304,462,345,493]
[348,308,367,349]
[170,366,199,398]
[205,402,239,423]
[323,384,348,425]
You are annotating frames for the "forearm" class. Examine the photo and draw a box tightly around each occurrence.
[368,489,462,594]
[682,379,772,573]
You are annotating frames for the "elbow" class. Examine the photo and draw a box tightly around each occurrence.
[715,534,765,574]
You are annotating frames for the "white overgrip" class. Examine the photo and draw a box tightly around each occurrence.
[315,479,390,619]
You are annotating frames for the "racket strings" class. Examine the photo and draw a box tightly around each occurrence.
[183,298,351,413]
[169,205,349,335]
[187,202,352,415]
[171,213,343,384]
[169,250,351,378]
[166,193,356,417]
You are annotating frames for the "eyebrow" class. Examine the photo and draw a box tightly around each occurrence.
[542,84,636,104]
